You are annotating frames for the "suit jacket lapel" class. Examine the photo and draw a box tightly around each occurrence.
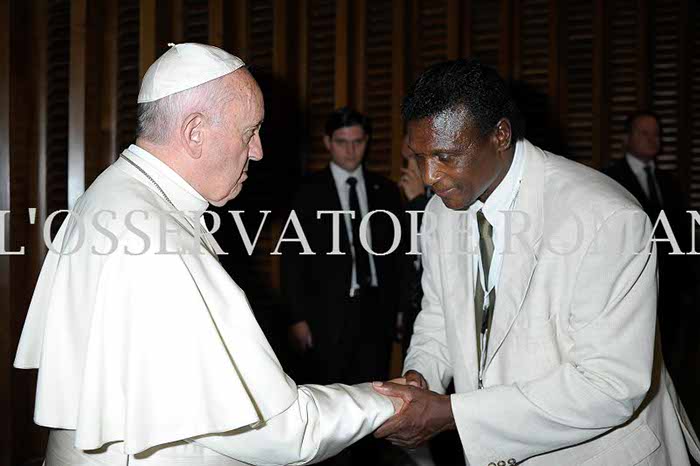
[484,140,543,372]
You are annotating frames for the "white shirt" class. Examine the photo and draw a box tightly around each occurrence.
[329,162,379,293]
[466,141,526,303]
[625,153,663,204]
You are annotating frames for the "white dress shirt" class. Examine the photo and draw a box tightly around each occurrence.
[329,162,379,294]
[625,152,663,205]
[466,141,526,304]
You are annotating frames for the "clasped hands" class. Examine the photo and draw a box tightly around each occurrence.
[373,370,456,449]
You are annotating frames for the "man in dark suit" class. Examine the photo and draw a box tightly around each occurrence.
[605,110,694,374]
[281,107,402,388]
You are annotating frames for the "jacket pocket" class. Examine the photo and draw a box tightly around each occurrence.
[580,424,660,466]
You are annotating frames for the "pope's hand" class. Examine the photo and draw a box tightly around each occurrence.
[371,381,455,449]
[289,321,313,353]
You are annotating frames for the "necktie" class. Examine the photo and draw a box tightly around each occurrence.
[475,211,495,372]
[644,165,661,211]
[347,177,371,289]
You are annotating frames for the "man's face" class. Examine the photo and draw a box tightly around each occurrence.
[407,108,508,210]
[204,71,264,207]
[627,115,660,162]
[324,125,368,172]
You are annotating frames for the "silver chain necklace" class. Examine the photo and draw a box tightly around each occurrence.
[121,154,177,209]
[120,153,216,256]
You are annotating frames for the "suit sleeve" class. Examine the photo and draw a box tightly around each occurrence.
[451,208,657,464]
[193,383,394,465]
[403,207,454,394]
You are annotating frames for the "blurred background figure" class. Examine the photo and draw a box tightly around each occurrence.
[604,110,697,379]
[281,107,403,466]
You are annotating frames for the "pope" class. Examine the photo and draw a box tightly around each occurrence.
[14,43,402,465]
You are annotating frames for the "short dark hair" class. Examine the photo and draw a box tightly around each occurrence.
[624,110,660,134]
[402,59,525,142]
[325,107,372,138]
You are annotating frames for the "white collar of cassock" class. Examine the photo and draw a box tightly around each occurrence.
[125,143,209,213]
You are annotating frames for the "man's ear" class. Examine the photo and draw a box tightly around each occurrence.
[182,113,204,159]
[492,118,512,152]
[323,135,332,152]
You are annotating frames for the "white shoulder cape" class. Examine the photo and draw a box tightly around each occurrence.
[14,155,297,454]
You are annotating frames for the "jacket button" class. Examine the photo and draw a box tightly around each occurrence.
[488,463,496,466]
[508,460,517,465]
[498,462,506,466]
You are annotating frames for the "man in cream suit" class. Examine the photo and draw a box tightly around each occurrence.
[372,59,699,465]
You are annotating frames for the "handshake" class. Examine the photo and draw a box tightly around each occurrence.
[372,370,457,449]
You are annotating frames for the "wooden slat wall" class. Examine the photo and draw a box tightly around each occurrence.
[4,2,700,464]
[561,0,594,165]
[305,0,335,172]
[690,1,700,208]
[0,1,10,463]
[364,0,393,176]
[652,0,681,172]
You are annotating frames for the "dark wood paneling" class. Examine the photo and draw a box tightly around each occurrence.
[690,0,700,209]
[0,0,11,463]
[652,0,681,171]
[306,0,336,172]
[365,0,393,176]
[117,0,139,152]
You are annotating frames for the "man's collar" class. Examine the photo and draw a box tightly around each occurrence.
[625,152,656,173]
[330,161,365,186]
[471,140,525,218]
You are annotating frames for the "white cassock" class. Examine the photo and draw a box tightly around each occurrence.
[14,144,395,465]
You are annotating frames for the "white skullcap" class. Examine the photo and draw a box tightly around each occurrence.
[138,43,246,103]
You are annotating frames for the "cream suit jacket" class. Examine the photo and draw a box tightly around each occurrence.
[404,140,700,466]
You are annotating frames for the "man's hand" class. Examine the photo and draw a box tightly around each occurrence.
[385,377,407,413]
[403,370,428,389]
[371,381,455,449]
[289,321,313,353]
[398,160,426,202]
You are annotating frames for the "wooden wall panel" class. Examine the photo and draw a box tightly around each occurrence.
[46,0,70,221]
[184,0,209,43]
[0,1,10,463]
[606,0,641,163]
[690,1,700,209]
[413,0,449,78]
[651,0,681,171]
[365,0,393,176]
[306,0,336,172]
[514,0,553,149]
[562,0,594,165]
[470,0,500,69]
[117,0,139,152]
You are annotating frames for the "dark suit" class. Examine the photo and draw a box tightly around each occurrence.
[605,157,695,374]
[281,166,402,386]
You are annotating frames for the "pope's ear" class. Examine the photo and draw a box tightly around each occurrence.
[492,118,512,152]
[182,113,204,159]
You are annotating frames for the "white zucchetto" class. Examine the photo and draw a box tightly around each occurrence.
[138,43,246,103]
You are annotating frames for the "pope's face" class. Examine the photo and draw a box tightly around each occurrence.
[324,125,368,172]
[204,71,264,207]
[407,108,508,210]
